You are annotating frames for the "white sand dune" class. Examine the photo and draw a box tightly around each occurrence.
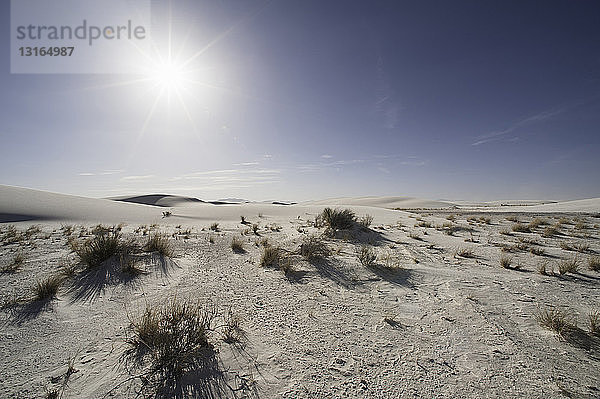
[109,194,205,207]
[302,196,455,209]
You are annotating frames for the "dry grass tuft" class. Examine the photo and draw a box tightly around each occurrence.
[1,253,25,273]
[356,245,377,267]
[71,230,126,268]
[542,226,559,238]
[589,311,600,336]
[319,207,356,232]
[300,235,330,261]
[456,248,475,258]
[260,245,280,268]
[209,222,219,232]
[358,214,374,228]
[511,223,531,233]
[589,256,600,272]
[537,261,550,275]
[530,247,545,256]
[33,275,63,301]
[230,236,245,253]
[126,298,216,388]
[537,306,576,336]
[558,257,579,275]
[500,255,513,269]
[144,233,174,257]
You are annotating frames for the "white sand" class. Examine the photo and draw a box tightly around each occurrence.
[1,185,599,398]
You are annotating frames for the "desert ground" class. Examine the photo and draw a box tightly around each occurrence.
[0,185,599,398]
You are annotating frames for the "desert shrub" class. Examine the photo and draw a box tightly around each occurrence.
[456,248,474,258]
[252,224,259,235]
[408,231,421,240]
[144,233,174,257]
[33,275,63,301]
[230,236,244,253]
[446,214,456,222]
[359,214,374,228]
[209,223,219,232]
[528,218,548,229]
[512,223,531,233]
[300,235,329,261]
[356,245,376,267]
[542,226,559,237]
[500,255,513,269]
[126,298,216,387]
[537,306,576,336]
[260,246,280,267]
[320,207,356,231]
[506,216,519,222]
[589,311,600,336]
[71,230,125,268]
[530,247,545,256]
[589,256,600,272]
[558,257,579,275]
[415,221,432,228]
[1,253,25,273]
[559,241,573,251]
[537,261,550,275]
[222,309,245,344]
[499,229,512,236]
[573,242,590,253]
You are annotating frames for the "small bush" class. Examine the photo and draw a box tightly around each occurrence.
[319,207,356,231]
[1,253,25,273]
[542,226,559,238]
[252,224,259,235]
[558,257,579,275]
[356,245,376,267]
[500,255,513,269]
[530,247,545,256]
[589,256,600,272]
[512,223,531,233]
[33,275,63,301]
[126,299,215,387]
[456,248,474,258]
[537,261,550,275]
[416,221,432,228]
[144,233,174,257]
[446,214,456,222]
[209,223,219,232]
[589,311,600,336]
[499,229,512,236]
[230,236,244,253]
[573,242,590,253]
[408,231,421,240]
[71,231,124,268]
[537,306,576,336]
[506,216,519,222]
[300,235,329,261]
[260,246,280,267]
[358,214,374,228]
[528,218,548,229]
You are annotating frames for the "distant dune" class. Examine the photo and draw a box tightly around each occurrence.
[110,194,204,207]
[302,196,455,209]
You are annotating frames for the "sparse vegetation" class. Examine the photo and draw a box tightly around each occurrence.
[558,257,579,275]
[144,233,174,257]
[356,245,377,267]
[358,214,374,228]
[530,247,545,256]
[300,235,329,261]
[33,275,63,301]
[408,231,421,240]
[1,253,25,273]
[456,248,474,258]
[542,226,559,237]
[230,236,244,253]
[511,223,531,233]
[260,245,280,268]
[319,207,356,232]
[126,298,216,390]
[209,222,219,232]
[537,261,550,275]
[500,255,513,269]
[589,311,600,336]
[537,306,576,336]
[589,256,600,272]
[71,230,127,268]
[528,218,548,229]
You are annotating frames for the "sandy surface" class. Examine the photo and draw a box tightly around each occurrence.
[1,185,599,398]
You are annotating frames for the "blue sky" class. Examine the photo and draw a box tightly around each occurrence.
[1,0,599,201]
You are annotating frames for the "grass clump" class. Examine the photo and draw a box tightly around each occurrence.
[530,247,545,256]
[126,298,216,388]
[300,235,329,261]
[456,248,474,258]
[144,233,174,257]
[537,261,550,275]
[319,207,356,232]
[558,257,579,275]
[358,214,374,229]
[589,256,600,272]
[528,218,548,229]
[511,223,531,233]
[230,236,245,253]
[1,253,25,273]
[260,245,280,268]
[71,230,125,268]
[542,226,560,238]
[209,223,219,232]
[500,255,513,269]
[33,275,63,301]
[589,311,600,336]
[356,245,377,267]
[537,306,576,336]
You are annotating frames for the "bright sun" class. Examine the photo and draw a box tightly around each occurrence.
[150,60,186,91]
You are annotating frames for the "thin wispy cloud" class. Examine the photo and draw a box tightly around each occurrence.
[121,175,155,181]
[472,107,568,146]
[78,169,124,176]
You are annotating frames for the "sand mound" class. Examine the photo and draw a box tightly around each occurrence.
[302,196,454,209]
[0,185,160,223]
[111,194,204,207]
